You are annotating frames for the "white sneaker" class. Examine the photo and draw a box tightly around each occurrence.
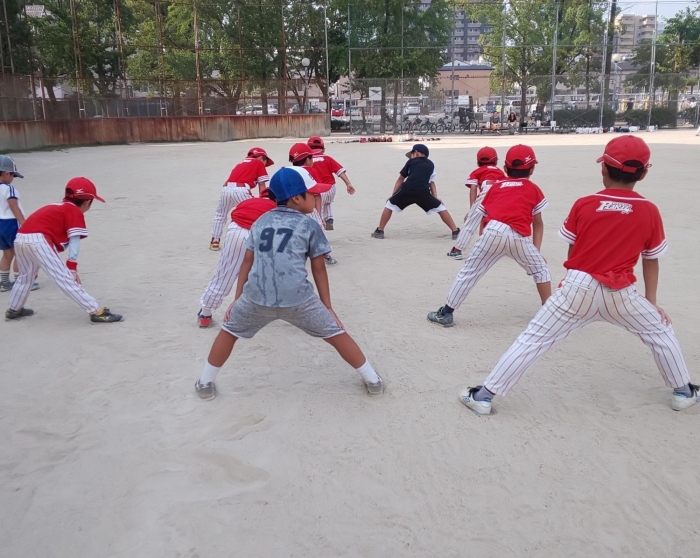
[459,386,492,415]
[366,375,384,396]
[195,379,217,400]
[672,383,700,411]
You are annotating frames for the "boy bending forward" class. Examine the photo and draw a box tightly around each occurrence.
[195,167,383,400]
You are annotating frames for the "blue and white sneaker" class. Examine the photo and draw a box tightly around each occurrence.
[30,282,40,291]
[672,383,700,411]
[460,386,492,415]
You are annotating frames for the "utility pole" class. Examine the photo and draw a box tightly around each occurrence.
[647,0,658,129]
[2,0,14,73]
[550,0,559,128]
[347,5,352,128]
[598,0,611,128]
[193,0,203,116]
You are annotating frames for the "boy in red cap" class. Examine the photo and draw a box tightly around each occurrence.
[306,136,355,230]
[5,177,122,323]
[209,147,273,251]
[288,142,337,265]
[460,136,699,416]
[428,144,551,327]
[197,188,277,328]
[447,146,506,260]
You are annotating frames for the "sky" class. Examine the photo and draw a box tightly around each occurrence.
[617,0,699,20]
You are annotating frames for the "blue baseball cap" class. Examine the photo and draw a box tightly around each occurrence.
[405,143,429,158]
[269,167,332,202]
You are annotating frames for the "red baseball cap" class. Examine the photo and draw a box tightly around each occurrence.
[505,144,537,169]
[289,142,314,163]
[307,136,325,150]
[596,136,651,173]
[65,177,105,203]
[247,147,274,167]
[477,146,498,164]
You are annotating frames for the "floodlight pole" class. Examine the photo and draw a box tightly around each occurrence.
[647,0,658,129]
[550,0,559,127]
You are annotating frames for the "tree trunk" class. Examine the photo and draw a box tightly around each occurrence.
[602,0,617,112]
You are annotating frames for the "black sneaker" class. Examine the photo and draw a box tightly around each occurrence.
[5,307,34,320]
[371,228,384,239]
[325,218,334,231]
[427,307,454,327]
[451,228,461,241]
[447,248,463,260]
[90,307,123,323]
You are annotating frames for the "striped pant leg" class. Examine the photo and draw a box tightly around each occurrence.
[210,186,252,241]
[599,285,691,389]
[7,238,39,312]
[12,235,100,314]
[483,279,600,395]
[506,234,552,284]
[310,209,330,243]
[455,205,484,251]
[321,185,336,221]
[445,227,507,310]
[200,224,249,313]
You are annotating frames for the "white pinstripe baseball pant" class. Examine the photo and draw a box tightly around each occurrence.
[210,184,252,241]
[200,223,249,313]
[321,184,337,221]
[454,183,493,251]
[8,233,100,314]
[483,270,691,395]
[446,220,551,310]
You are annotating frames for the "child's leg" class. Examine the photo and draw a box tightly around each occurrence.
[444,228,507,311]
[507,235,552,303]
[207,330,238,367]
[200,225,249,315]
[321,185,336,221]
[599,285,691,389]
[0,248,13,283]
[437,209,458,232]
[6,244,38,311]
[482,279,600,396]
[211,186,250,241]
[324,333,381,384]
[377,207,393,230]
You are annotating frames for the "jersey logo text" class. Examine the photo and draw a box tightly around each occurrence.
[500,181,523,188]
[596,201,633,214]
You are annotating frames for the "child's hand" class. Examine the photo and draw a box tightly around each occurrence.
[328,308,345,330]
[224,301,236,322]
[71,271,82,285]
[654,305,672,326]
[346,184,356,195]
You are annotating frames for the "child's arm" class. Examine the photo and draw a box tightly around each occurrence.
[642,258,671,325]
[314,194,323,217]
[234,250,254,300]
[532,213,544,251]
[338,172,355,194]
[430,181,437,198]
[311,253,344,328]
[8,198,25,225]
[469,186,478,207]
[392,175,405,194]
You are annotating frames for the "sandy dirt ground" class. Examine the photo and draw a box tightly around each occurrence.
[2,130,699,557]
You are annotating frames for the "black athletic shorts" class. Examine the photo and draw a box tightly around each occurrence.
[386,188,445,214]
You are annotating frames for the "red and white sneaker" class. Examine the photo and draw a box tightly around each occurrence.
[209,238,220,251]
[197,311,212,328]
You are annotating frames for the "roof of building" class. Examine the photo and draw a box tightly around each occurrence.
[440,60,494,71]
[25,5,50,18]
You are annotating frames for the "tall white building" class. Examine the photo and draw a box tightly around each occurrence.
[419,2,493,62]
[614,14,658,54]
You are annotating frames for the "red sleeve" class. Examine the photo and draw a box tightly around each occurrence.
[66,205,88,239]
[531,184,548,215]
[558,200,580,245]
[326,157,344,175]
[465,167,481,188]
[255,160,270,183]
[641,204,668,259]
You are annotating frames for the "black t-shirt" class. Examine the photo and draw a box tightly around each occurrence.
[399,157,435,192]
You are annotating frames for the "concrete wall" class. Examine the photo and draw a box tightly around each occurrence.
[0,115,329,152]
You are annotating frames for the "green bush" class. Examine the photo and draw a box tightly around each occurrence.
[331,118,348,131]
[624,107,678,128]
[553,108,615,127]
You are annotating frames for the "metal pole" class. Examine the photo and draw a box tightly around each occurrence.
[0,21,5,74]
[598,0,611,128]
[193,0,203,116]
[500,3,506,122]
[114,0,128,102]
[2,0,14,73]
[69,0,85,117]
[647,0,658,129]
[550,0,559,127]
[280,4,287,115]
[450,2,455,116]
[324,2,330,119]
[348,4,352,128]
[155,1,167,115]
[400,7,404,118]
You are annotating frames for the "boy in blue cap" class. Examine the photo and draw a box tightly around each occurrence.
[371,144,460,239]
[194,166,384,401]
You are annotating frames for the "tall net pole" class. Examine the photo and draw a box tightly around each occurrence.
[549,0,559,127]
[647,0,658,128]
[193,0,203,116]
[598,0,611,128]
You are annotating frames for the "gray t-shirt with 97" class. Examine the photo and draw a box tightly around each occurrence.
[243,206,332,308]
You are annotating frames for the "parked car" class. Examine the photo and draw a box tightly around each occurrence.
[267,104,278,114]
[331,106,345,117]
[403,102,420,116]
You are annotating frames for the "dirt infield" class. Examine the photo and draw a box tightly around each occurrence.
[2,130,699,557]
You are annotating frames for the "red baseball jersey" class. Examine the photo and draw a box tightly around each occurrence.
[225,158,270,188]
[465,165,506,191]
[559,189,667,289]
[308,155,345,185]
[230,198,276,229]
[20,202,88,252]
[478,178,547,237]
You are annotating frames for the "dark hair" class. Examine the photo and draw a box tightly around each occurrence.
[276,191,306,206]
[506,167,531,178]
[605,162,644,183]
[478,160,495,167]
[266,190,277,202]
[62,197,92,208]
[292,157,311,167]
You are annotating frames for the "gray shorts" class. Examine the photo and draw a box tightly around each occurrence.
[222,294,345,339]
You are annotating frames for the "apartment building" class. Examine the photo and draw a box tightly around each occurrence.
[614,14,658,54]
[419,2,493,62]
